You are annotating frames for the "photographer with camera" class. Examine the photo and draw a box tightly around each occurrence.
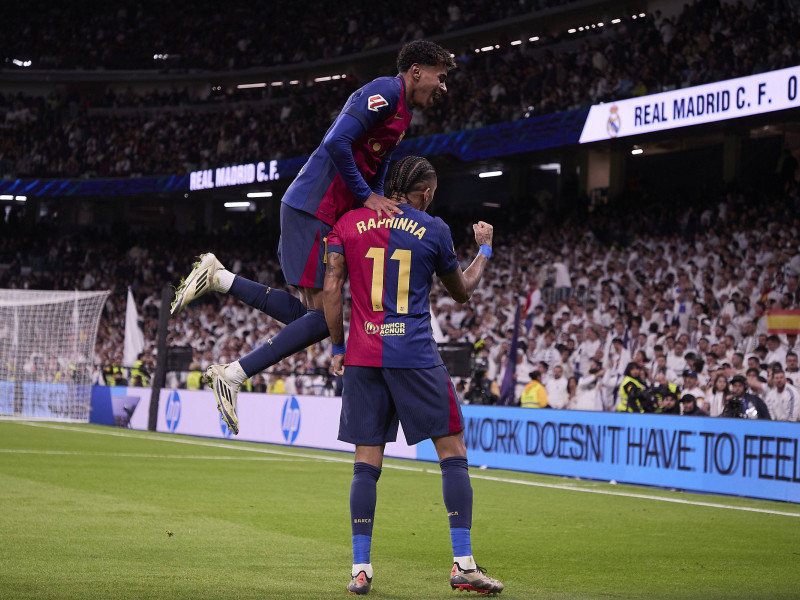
[463,348,499,405]
[721,375,771,419]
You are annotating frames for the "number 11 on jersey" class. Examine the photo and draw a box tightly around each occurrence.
[365,247,411,314]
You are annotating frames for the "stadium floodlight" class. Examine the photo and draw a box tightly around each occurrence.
[631,147,644,155]
[237,83,266,89]
[529,36,539,42]
[0,195,13,201]
[224,201,250,208]
[611,18,621,23]
[246,192,273,198]
[15,196,26,202]
[271,82,283,87]
[480,46,494,52]
[12,59,32,67]
[538,163,562,173]
[568,28,577,33]
[479,171,503,178]
[0,289,111,422]
[511,40,521,45]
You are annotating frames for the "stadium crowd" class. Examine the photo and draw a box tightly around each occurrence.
[2,182,799,420]
[3,0,800,178]
[1,0,799,421]
[3,0,581,71]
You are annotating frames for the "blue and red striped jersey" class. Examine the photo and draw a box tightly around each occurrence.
[282,76,412,226]
[327,204,460,368]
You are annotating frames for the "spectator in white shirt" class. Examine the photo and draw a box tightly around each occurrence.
[785,351,800,382]
[546,365,569,409]
[681,370,707,412]
[765,335,787,368]
[575,326,601,377]
[573,359,604,411]
[666,340,687,374]
[704,373,729,417]
[748,366,799,422]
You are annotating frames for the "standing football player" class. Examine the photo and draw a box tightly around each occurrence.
[323,156,504,595]
[171,41,455,434]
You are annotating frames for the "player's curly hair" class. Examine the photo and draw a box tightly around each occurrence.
[386,156,436,200]
[396,40,456,72]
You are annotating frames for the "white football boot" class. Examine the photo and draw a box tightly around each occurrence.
[205,364,240,435]
[171,253,226,315]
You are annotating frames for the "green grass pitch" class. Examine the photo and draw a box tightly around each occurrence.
[0,420,799,599]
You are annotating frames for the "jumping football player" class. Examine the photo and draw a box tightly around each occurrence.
[170,41,455,434]
[323,156,504,595]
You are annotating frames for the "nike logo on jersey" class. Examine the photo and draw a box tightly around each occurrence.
[368,94,388,112]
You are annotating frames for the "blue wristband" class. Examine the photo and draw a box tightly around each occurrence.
[479,244,492,259]
[332,342,347,356]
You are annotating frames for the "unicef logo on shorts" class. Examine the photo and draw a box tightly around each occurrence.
[165,391,181,432]
[281,397,301,444]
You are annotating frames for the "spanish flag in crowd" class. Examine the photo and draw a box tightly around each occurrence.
[766,310,800,335]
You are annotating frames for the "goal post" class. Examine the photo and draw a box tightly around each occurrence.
[0,289,111,422]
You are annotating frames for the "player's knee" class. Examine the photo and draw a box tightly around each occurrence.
[433,432,467,460]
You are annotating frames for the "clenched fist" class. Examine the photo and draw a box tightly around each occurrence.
[473,221,493,247]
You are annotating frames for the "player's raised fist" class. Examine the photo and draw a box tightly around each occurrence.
[473,221,493,247]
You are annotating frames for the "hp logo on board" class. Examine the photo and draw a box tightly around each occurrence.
[165,391,181,432]
[281,397,301,444]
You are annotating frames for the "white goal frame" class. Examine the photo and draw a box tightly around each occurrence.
[0,289,110,422]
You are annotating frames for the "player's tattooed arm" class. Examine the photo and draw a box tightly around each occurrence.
[323,252,348,347]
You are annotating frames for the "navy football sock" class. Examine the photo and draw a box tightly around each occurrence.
[440,456,473,557]
[238,308,329,377]
[351,462,382,564]
[228,276,306,324]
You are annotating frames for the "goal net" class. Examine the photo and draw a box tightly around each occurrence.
[0,289,111,422]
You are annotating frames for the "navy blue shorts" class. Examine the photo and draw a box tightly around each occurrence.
[277,203,333,289]
[339,365,464,446]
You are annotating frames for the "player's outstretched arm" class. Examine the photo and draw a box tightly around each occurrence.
[323,112,402,219]
[439,221,493,304]
[323,252,349,375]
